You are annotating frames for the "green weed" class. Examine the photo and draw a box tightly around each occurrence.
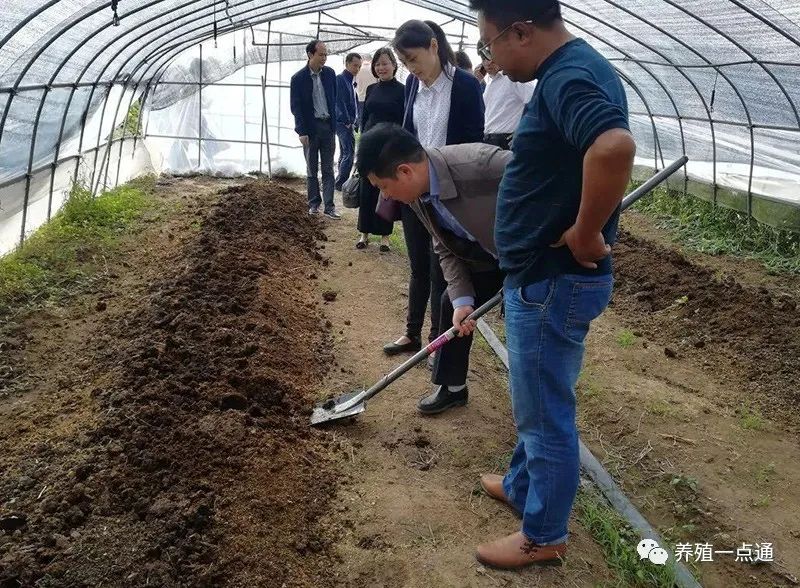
[632,186,800,274]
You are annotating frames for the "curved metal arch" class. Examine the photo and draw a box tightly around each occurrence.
[30,0,239,222]
[615,69,665,172]
[131,0,361,81]
[1,0,352,149]
[43,0,231,210]
[557,8,687,169]
[726,0,800,54]
[28,0,245,223]
[585,0,752,206]
[22,0,356,226]
[137,0,665,180]
[661,0,800,125]
[0,0,190,149]
[657,0,791,212]
[5,0,792,223]
[83,0,355,187]
[43,0,345,201]
[0,1,61,52]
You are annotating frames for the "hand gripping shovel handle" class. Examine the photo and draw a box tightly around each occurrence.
[327,155,689,416]
[329,294,503,414]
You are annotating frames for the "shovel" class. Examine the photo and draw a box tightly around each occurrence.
[310,294,503,425]
[310,156,689,426]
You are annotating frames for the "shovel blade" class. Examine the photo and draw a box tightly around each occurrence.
[310,390,366,426]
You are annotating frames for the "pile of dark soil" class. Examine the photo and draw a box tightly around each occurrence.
[613,231,800,431]
[0,182,342,587]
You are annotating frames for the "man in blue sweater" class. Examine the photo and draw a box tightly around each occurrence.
[290,40,341,219]
[469,0,636,569]
[335,53,362,191]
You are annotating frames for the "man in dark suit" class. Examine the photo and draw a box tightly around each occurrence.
[290,40,341,219]
[335,53,362,191]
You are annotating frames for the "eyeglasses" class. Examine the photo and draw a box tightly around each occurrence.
[478,20,534,61]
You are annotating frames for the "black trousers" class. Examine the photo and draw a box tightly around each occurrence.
[432,267,505,386]
[483,133,513,151]
[401,204,445,343]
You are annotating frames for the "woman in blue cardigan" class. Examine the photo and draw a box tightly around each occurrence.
[383,21,485,378]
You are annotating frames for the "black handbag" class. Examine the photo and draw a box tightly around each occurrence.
[342,172,361,208]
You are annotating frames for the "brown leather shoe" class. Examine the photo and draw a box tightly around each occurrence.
[476,531,566,569]
[480,474,521,518]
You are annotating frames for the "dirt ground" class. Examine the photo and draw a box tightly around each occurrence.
[1,177,798,587]
[577,214,800,587]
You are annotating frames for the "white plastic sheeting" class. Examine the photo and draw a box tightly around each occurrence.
[1,0,800,255]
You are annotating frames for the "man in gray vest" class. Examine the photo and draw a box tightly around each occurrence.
[357,123,510,416]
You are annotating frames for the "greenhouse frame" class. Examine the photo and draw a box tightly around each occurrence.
[1,0,799,255]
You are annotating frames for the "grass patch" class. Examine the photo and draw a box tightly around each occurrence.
[577,371,604,399]
[669,474,699,493]
[576,486,682,587]
[646,400,676,418]
[616,329,638,348]
[739,404,767,431]
[632,186,800,274]
[755,462,777,487]
[113,100,141,140]
[388,226,407,256]
[0,177,155,315]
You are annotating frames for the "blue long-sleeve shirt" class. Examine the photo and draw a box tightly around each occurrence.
[335,70,357,127]
[496,38,630,288]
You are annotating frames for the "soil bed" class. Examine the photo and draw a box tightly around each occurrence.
[0,181,341,587]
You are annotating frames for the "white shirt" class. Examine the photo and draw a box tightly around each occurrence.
[355,65,377,102]
[413,65,454,148]
[483,72,536,134]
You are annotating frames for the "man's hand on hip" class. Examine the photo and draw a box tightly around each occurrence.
[453,306,476,337]
[551,225,611,269]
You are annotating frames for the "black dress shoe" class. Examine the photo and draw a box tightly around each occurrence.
[383,337,422,356]
[417,385,468,415]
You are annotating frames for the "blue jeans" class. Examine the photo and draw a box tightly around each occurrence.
[335,123,355,190]
[502,273,614,545]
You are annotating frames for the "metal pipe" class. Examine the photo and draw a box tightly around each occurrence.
[615,70,664,171]
[145,132,302,149]
[199,43,203,169]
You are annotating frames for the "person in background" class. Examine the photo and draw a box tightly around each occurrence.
[470,0,636,569]
[356,48,405,251]
[385,19,484,394]
[335,53,363,192]
[357,124,508,415]
[478,40,536,151]
[290,40,340,219]
[455,50,474,72]
[355,53,379,122]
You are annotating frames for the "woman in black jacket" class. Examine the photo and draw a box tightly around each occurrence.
[383,20,485,359]
[356,48,405,251]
